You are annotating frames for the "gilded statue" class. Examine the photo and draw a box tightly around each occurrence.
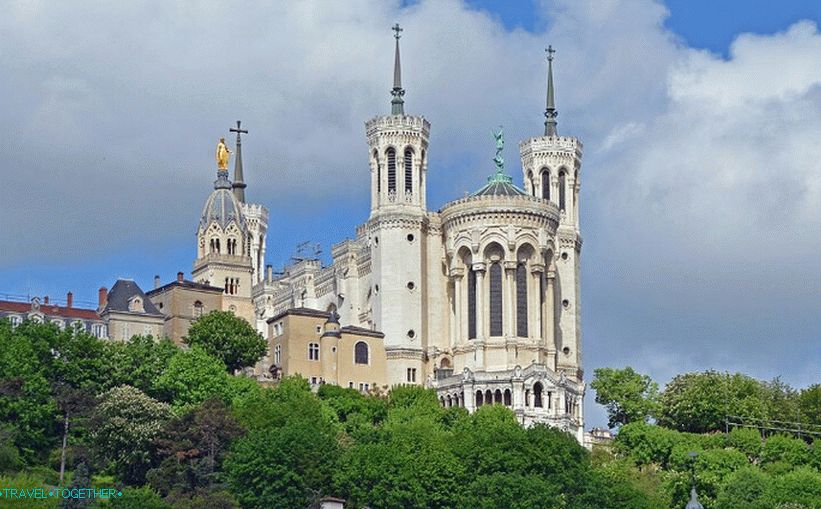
[492,127,504,171]
[216,137,231,170]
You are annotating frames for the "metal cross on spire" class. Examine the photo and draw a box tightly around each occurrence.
[544,45,558,137]
[391,23,405,115]
[230,120,248,202]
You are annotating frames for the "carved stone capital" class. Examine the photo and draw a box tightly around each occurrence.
[472,262,486,273]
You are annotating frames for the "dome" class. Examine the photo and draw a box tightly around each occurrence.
[199,172,246,231]
[472,170,527,197]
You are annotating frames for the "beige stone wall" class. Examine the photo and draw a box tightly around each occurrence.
[106,311,163,341]
[148,285,222,344]
[266,310,386,391]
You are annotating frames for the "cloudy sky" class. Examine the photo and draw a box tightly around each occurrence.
[2,0,820,428]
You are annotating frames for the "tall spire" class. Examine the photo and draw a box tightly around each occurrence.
[544,45,558,137]
[230,120,248,202]
[391,23,405,115]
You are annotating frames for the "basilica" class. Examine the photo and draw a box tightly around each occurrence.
[189,31,585,440]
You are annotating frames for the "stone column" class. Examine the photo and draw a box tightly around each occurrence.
[473,263,486,340]
[544,270,556,352]
[504,261,517,338]
[530,263,545,342]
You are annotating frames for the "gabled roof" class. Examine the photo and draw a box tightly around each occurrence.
[102,279,163,316]
[0,300,100,321]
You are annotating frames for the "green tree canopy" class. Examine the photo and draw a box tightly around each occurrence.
[183,311,266,373]
[591,367,660,428]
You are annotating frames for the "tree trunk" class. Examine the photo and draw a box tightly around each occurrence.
[59,411,69,484]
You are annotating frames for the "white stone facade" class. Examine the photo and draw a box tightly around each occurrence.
[249,110,586,439]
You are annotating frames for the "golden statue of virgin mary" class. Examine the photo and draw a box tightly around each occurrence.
[216,137,231,170]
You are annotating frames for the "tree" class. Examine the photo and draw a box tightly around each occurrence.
[59,462,91,509]
[91,385,172,484]
[107,486,171,509]
[798,384,821,427]
[591,367,659,428]
[103,336,179,396]
[657,371,769,433]
[184,311,266,373]
[153,347,232,409]
[147,398,244,497]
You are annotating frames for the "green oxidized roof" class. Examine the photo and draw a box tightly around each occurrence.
[472,170,527,197]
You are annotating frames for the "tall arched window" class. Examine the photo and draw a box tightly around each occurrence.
[404,148,413,194]
[193,300,204,318]
[374,150,381,193]
[467,268,477,339]
[559,170,567,211]
[527,170,534,196]
[354,341,369,364]
[516,262,528,337]
[489,262,503,336]
[534,382,544,408]
[504,389,512,406]
[541,168,550,200]
[386,148,396,193]
[476,390,484,407]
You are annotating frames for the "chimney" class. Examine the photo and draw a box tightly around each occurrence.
[154,275,161,289]
[266,264,273,283]
[177,271,184,283]
[44,295,49,305]
[98,287,108,309]
[66,292,73,309]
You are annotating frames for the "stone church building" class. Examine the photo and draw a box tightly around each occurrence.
[190,31,585,441]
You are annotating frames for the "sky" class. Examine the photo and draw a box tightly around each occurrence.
[1,0,820,429]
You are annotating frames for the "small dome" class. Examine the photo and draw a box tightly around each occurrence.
[472,170,527,197]
[199,172,246,231]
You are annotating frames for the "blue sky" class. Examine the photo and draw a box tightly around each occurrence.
[1,1,819,428]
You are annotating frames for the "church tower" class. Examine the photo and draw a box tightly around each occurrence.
[192,140,255,324]
[519,47,583,379]
[365,24,431,386]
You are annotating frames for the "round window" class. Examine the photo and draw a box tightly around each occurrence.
[561,252,569,260]
[407,281,415,290]
[407,234,415,242]
[407,329,416,339]
[562,347,570,355]
[562,299,569,308]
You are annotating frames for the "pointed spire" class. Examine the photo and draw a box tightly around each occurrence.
[230,121,248,202]
[391,23,405,115]
[544,45,558,137]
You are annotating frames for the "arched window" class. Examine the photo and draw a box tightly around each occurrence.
[354,341,369,364]
[559,170,566,211]
[489,262,503,336]
[516,262,528,337]
[494,389,502,404]
[485,389,493,404]
[504,389,512,406]
[527,170,534,196]
[215,238,221,253]
[476,390,483,407]
[541,168,550,200]
[534,382,544,408]
[224,277,229,293]
[386,148,396,193]
[446,395,452,407]
[374,150,381,193]
[467,268,477,339]
[193,300,204,318]
[404,148,413,194]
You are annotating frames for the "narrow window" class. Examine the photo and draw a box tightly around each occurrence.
[559,170,566,211]
[494,389,502,404]
[274,345,281,365]
[387,148,396,193]
[374,150,381,193]
[467,268,477,339]
[476,390,484,407]
[527,170,534,196]
[534,382,544,408]
[504,389,512,406]
[404,148,413,194]
[516,263,528,337]
[489,262,503,336]
[541,169,550,200]
[354,341,369,364]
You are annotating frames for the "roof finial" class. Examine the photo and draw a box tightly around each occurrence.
[391,23,405,115]
[544,45,558,137]
[230,121,248,202]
